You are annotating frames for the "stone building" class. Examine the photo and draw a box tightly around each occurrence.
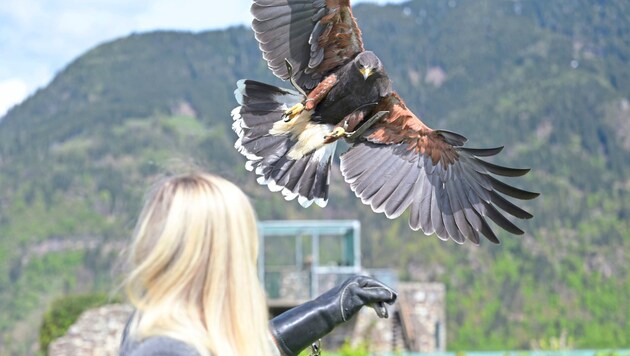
[260,220,446,353]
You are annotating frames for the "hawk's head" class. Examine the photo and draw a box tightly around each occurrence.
[355,51,384,80]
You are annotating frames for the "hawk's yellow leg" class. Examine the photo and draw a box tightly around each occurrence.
[323,126,347,143]
[283,103,305,122]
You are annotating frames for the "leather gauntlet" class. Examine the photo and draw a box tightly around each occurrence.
[269,275,397,356]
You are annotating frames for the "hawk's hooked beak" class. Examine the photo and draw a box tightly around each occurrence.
[360,66,374,80]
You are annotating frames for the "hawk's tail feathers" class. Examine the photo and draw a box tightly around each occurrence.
[232,79,336,208]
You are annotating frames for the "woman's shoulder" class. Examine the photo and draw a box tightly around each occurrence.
[120,313,201,356]
[121,334,200,356]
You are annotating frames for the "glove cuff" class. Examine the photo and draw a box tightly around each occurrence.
[269,291,341,355]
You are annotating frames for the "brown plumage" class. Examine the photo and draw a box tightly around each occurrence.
[232,0,539,244]
[367,93,459,167]
[316,0,364,74]
[251,0,366,89]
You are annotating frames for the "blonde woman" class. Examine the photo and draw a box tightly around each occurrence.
[120,172,396,356]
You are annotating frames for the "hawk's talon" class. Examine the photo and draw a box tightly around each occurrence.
[283,102,305,122]
[323,126,347,143]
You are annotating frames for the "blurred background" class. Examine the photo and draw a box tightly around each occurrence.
[0,0,629,354]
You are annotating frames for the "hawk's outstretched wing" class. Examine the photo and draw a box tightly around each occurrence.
[251,0,364,89]
[340,94,539,244]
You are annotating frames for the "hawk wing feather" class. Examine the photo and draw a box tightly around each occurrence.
[251,0,364,90]
[340,93,539,244]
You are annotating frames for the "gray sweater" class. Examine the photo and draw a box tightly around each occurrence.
[119,318,200,356]
[119,335,200,356]
[119,321,281,356]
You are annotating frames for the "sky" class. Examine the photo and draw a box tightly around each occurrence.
[0,0,407,118]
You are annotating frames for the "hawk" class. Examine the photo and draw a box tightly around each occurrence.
[231,0,539,244]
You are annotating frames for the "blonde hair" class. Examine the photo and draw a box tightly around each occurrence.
[123,172,274,356]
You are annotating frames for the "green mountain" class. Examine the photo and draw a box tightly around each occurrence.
[1,0,629,353]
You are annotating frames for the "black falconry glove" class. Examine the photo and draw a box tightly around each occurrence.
[269,275,397,356]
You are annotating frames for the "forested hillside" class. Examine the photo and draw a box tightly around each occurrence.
[0,0,629,353]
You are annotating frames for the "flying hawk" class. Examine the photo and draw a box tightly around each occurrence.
[231,0,539,244]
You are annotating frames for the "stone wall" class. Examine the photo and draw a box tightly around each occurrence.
[397,282,446,353]
[49,304,132,356]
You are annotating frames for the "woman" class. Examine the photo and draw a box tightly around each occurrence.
[120,172,396,356]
